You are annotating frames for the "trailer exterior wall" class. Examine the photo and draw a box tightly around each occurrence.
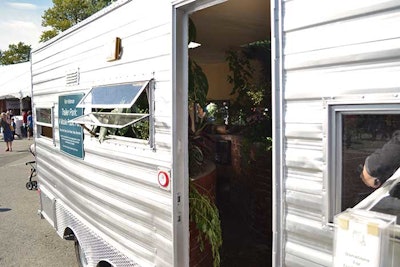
[31,1,183,266]
[273,0,400,266]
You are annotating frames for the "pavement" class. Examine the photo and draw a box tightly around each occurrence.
[0,135,77,266]
[0,136,34,168]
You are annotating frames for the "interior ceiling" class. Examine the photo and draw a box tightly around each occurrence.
[189,0,270,64]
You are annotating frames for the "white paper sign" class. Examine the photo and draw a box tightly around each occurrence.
[333,209,396,267]
[334,220,380,267]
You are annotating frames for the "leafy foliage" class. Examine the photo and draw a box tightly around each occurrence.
[0,42,31,65]
[188,59,209,109]
[40,0,115,42]
[94,92,150,142]
[189,181,222,267]
[226,50,254,98]
[226,41,272,148]
[188,123,213,177]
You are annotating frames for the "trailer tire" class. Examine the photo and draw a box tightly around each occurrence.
[74,238,88,267]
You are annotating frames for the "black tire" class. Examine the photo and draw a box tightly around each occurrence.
[74,238,88,267]
[26,182,33,190]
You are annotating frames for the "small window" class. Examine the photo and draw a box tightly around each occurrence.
[35,107,54,139]
[76,81,148,109]
[36,108,52,124]
[327,103,400,223]
[70,80,154,145]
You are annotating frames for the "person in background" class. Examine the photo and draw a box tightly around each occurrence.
[27,111,33,140]
[22,110,28,138]
[11,118,16,139]
[5,111,11,124]
[1,112,13,152]
[360,130,400,188]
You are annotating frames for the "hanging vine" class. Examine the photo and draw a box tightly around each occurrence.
[189,181,222,267]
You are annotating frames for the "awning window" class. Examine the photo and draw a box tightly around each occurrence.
[70,80,151,129]
[76,81,149,109]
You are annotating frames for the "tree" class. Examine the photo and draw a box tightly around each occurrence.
[40,0,115,42]
[0,42,31,65]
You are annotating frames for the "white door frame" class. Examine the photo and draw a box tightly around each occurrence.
[171,0,227,266]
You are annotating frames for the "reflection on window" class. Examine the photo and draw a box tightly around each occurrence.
[70,80,153,143]
[36,108,51,124]
[77,82,148,108]
[35,107,53,139]
[341,114,400,211]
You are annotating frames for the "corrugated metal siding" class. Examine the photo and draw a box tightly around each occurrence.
[279,0,400,266]
[31,0,175,266]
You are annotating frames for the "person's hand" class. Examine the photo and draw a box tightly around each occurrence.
[360,165,381,188]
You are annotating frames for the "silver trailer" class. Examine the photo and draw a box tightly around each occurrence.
[32,1,190,266]
[272,0,400,266]
[31,0,400,266]
[32,0,270,266]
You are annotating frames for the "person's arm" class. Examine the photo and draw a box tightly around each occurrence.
[361,130,400,188]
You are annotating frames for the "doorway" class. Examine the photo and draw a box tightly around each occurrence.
[176,0,272,266]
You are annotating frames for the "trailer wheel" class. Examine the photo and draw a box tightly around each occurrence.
[74,238,88,267]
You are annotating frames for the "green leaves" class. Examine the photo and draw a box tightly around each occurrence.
[40,0,115,42]
[188,58,209,108]
[0,42,31,65]
[189,182,222,267]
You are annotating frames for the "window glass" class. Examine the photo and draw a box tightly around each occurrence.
[35,107,53,139]
[70,80,153,142]
[341,114,400,211]
[71,112,148,129]
[77,81,149,108]
[327,104,400,223]
[40,126,53,138]
[36,108,51,124]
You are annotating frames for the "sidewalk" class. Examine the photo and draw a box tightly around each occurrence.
[0,136,34,156]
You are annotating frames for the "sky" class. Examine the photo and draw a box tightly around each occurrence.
[0,0,53,51]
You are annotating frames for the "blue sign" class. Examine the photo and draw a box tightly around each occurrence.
[59,94,84,159]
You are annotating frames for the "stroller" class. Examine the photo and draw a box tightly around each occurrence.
[25,143,37,190]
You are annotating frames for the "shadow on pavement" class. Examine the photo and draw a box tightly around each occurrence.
[0,208,12,212]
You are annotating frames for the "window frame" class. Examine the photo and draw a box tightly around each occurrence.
[76,80,150,109]
[326,102,400,225]
[35,105,56,146]
[70,79,155,148]
[70,112,149,129]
